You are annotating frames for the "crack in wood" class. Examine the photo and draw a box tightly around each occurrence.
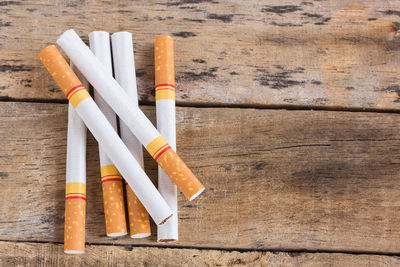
[172,31,197,38]
[379,10,400,17]
[158,0,218,6]
[328,138,400,142]
[258,143,331,152]
[1,239,400,256]
[183,18,206,23]
[207,13,234,23]
[0,1,20,6]
[261,5,302,15]
[0,64,33,72]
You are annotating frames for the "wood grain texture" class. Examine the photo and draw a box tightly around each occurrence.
[2,241,400,267]
[2,0,400,110]
[1,102,400,253]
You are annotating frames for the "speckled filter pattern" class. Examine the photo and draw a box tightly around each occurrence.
[156,148,204,200]
[64,198,86,252]
[155,35,175,101]
[126,184,151,237]
[38,45,90,108]
[101,164,127,236]
[146,136,204,200]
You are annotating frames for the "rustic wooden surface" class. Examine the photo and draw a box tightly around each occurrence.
[2,0,400,265]
[2,102,400,255]
[2,241,400,267]
[2,0,400,110]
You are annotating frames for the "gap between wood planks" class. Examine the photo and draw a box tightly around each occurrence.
[1,239,400,257]
[2,96,400,115]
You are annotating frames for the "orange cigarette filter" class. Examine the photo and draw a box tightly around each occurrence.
[39,46,88,253]
[153,36,205,200]
[40,46,127,236]
[39,45,91,107]
[110,32,151,238]
[64,183,86,253]
[148,137,204,200]
[101,165,127,236]
[154,36,175,100]
[126,181,151,237]
[39,44,174,227]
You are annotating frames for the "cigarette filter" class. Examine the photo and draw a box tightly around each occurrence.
[89,31,127,237]
[111,32,151,238]
[64,64,87,254]
[39,45,173,225]
[155,36,178,242]
[57,29,205,201]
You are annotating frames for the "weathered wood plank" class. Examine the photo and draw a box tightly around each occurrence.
[2,1,400,109]
[1,102,400,252]
[1,241,400,267]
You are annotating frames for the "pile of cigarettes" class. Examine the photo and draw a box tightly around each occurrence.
[39,29,205,254]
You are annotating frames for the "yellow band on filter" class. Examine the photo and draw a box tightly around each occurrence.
[100,164,123,183]
[66,182,86,200]
[145,136,171,160]
[155,85,175,101]
[101,164,120,176]
[69,87,91,108]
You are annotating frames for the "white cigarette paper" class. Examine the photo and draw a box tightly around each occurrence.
[89,31,117,169]
[77,96,172,225]
[154,36,178,241]
[111,31,151,238]
[57,29,205,201]
[39,45,173,225]
[66,64,87,193]
[64,64,87,254]
[58,30,159,149]
[110,32,143,172]
[89,31,128,237]
[66,66,87,186]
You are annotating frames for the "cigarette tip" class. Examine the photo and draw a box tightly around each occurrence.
[89,30,110,38]
[154,35,174,41]
[107,232,128,237]
[62,29,77,39]
[131,233,151,239]
[57,29,78,46]
[111,31,132,38]
[64,250,84,255]
[65,29,77,34]
[38,44,57,59]
[189,187,205,201]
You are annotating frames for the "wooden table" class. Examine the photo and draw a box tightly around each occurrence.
[2,0,400,265]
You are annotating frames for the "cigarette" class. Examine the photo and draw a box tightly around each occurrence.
[111,32,151,238]
[39,45,173,225]
[64,63,87,254]
[57,29,205,201]
[155,36,178,242]
[89,31,127,237]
